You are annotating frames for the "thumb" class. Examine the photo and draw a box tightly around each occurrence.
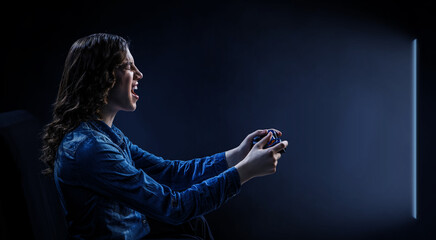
[255,131,272,149]
[247,129,267,140]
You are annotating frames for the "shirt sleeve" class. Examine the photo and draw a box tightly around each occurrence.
[127,138,230,191]
[75,137,241,225]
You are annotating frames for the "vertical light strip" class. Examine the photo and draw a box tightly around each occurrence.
[412,39,417,220]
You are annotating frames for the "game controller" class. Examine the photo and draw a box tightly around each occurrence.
[252,130,286,153]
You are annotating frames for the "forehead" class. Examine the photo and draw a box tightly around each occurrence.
[124,48,134,62]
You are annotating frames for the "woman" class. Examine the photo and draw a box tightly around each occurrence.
[40,33,288,239]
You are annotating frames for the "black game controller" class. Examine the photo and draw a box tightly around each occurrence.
[252,130,286,153]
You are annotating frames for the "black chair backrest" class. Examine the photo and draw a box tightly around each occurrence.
[0,110,67,240]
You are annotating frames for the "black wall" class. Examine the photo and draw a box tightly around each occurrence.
[1,0,435,239]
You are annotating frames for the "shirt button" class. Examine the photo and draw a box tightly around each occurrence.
[142,220,146,224]
[171,197,177,207]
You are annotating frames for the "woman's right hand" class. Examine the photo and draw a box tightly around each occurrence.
[234,131,288,185]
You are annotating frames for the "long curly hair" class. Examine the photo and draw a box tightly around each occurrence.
[40,33,129,175]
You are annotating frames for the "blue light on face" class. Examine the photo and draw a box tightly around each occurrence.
[412,39,417,220]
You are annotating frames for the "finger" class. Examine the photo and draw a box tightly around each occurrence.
[246,129,267,140]
[271,140,288,153]
[255,131,272,149]
[274,152,282,160]
[267,128,282,137]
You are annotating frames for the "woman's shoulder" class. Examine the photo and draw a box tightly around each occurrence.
[55,122,120,181]
[60,122,111,155]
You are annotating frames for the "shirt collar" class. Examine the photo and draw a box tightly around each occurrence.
[88,119,126,149]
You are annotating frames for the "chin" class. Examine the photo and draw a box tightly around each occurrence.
[123,104,136,112]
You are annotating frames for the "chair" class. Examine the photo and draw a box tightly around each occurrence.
[0,110,67,239]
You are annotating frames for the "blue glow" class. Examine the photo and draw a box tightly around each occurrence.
[412,39,417,220]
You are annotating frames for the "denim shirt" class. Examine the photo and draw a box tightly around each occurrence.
[54,120,241,239]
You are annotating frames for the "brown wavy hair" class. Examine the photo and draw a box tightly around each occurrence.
[40,33,129,175]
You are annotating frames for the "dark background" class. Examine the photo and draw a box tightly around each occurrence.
[1,0,435,239]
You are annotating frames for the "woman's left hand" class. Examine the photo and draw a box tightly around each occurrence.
[225,128,283,168]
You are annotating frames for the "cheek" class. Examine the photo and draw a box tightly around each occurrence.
[120,71,133,84]
[115,74,131,92]
[107,85,122,103]
[109,81,127,100]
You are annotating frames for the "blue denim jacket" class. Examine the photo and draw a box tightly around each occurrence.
[54,120,241,239]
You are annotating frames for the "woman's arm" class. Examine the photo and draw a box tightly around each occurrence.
[126,128,284,190]
[74,130,287,225]
[76,138,241,225]
[129,141,229,191]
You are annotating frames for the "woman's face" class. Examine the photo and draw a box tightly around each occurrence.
[107,48,143,112]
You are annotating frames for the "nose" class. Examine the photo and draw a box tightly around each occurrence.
[134,67,143,80]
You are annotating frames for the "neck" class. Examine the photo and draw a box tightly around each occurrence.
[100,105,118,128]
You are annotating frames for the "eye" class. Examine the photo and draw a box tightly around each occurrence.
[125,63,133,70]
[118,62,132,70]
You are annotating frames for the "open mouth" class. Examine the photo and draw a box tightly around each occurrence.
[131,85,139,99]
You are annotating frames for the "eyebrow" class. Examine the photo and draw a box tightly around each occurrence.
[120,61,134,66]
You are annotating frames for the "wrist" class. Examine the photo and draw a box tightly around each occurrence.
[234,160,252,185]
[225,147,241,168]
